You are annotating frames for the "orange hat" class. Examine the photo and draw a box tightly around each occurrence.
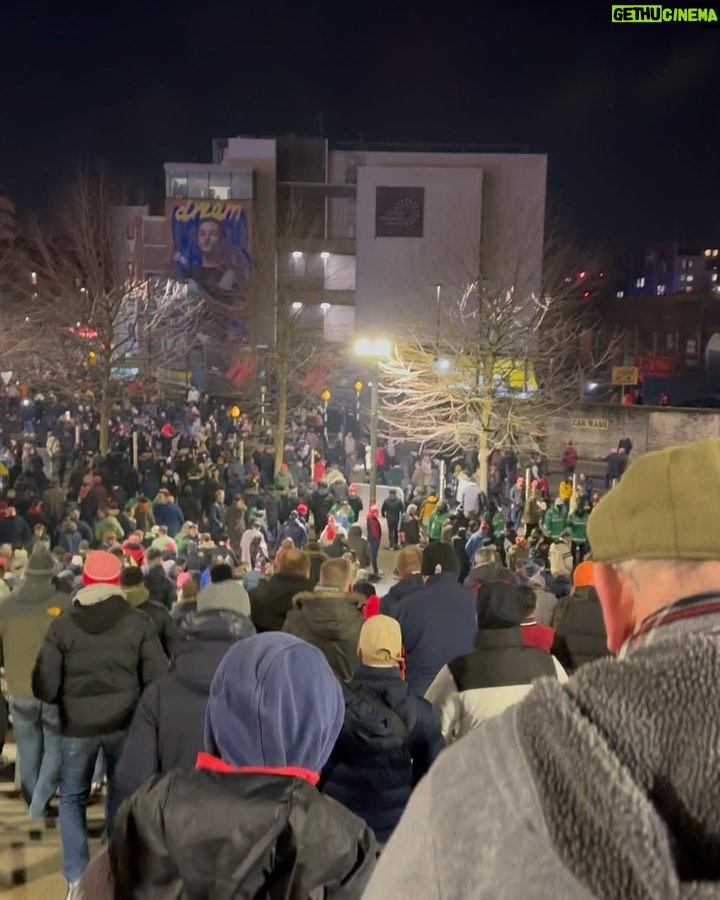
[573,560,594,588]
[82,550,122,587]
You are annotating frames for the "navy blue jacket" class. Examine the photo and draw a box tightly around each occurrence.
[379,573,425,620]
[153,502,185,538]
[396,572,477,696]
[321,664,443,843]
[115,608,255,806]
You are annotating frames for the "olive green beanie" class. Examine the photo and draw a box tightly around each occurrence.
[588,437,720,563]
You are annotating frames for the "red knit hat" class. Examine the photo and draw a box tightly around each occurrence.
[82,550,122,587]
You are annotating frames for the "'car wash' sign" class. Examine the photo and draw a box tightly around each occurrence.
[571,417,609,430]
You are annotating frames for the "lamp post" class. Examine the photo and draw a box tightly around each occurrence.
[260,385,267,431]
[321,389,331,454]
[354,337,391,506]
[354,380,363,435]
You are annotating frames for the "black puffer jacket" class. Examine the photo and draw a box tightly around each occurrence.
[551,586,609,672]
[249,573,314,633]
[109,769,377,899]
[115,609,253,805]
[32,586,168,736]
[379,574,424,619]
[322,664,443,843]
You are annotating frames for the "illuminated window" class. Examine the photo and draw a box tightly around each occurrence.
[687,274,694,283]
[712,273,718,283]
[635,276,645,288]
[616,290,624,298]
[656,284,666,295]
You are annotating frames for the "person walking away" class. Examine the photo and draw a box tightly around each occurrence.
[396,544,476,696]
[381,488,404,551]
[426,501,450,543]
[508,478,525,530]
[0,545,68,820]
[143,547,176,610]
[366,505,382,577]
[561,440,578,476]
[321,616,443,844]
[380,546,424,619]
[346,523,372,573]
[400,504,421,547]
[365,437,720,899]
[120,566,176,658]
[78,633,376,899]
[250,548,313,633]
[32,550,167,894]
[550,559,609,673]
[566,503,589,568]
[283,558,366,679]
[114,569,256,805]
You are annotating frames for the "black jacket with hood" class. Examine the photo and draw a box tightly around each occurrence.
[380,573,424,619]
[124,584,177,658]
[32,585,168,736]
[249,572,314,633]
[551,585,609,672]
[115,608,253,805]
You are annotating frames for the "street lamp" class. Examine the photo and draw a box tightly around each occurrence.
[321,389,331,453]
[353,337,391,505]
[354,380,363,429]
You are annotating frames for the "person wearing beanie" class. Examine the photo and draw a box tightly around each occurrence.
[283,557,366,680]
[365,437,720,900]
[81,633,377,898]
[275,509,308,551]
[322,615,443,843]
[425,581,565,744]
[0,544,68,820]
[120,566,176,658]
[394,542,476,696]
[549,558,609,673]
[32,549,167,892]
[195,563,255,624]
[143,546,176,610]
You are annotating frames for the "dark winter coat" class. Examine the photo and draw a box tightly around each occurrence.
[105,769,376,900]
[551,586,610,672]
[124,585,177,658]
[379,573,425,620]
[153,501,185,537]
[310,487,334,533]
[114,609,253,805]
[400,515,421,546]
[0,514,32,549]
[249,573,314,633]
[322,664,443,843]
[347,525,371,569]
[396,573,477,696]
[144,564,176,610]
[32,587,167,736]
[283,589,366,680]
[380,495,404,523]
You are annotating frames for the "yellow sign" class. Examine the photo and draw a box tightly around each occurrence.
[230,405,241,419]
[612,366,639,386]
[571,418,609,430]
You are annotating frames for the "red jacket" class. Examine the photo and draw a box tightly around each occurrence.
[521,621,554,653]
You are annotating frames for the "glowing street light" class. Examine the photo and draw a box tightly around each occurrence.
[320,302,331,312]
[291,301,303,311]
[291,251,303,259]
[320,251,330,260]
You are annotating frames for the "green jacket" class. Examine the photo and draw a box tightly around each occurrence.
[492,511,506,539]
[427,510,450,541]
[543,505,567,539]
[566,511,588,543]
[0,578,69,698]
[330,502,356,525]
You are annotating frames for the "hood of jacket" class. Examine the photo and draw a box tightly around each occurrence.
[516,634,720,899]
[384,573,424,603]
[124,584,150,607]
[464,561,515,590]
[476,581,524,630]
[197,579,251,618]
[205,632,344,770]
[9,576,62,607]
[292,590,365,640]
[172,609,255,694]
[70,590,132,635]
[348,524,363,538]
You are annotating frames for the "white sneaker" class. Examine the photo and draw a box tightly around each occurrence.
[65,880,79,900]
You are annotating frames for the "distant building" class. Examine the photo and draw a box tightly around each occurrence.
[615,241,720,298]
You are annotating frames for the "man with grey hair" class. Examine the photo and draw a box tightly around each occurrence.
[364,437,720,899]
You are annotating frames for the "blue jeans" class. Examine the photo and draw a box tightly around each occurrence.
[59,731,127,883]
[10,697,61,818]
[368,539,380,574]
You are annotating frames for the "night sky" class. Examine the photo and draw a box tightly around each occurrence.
[2,1,719,248]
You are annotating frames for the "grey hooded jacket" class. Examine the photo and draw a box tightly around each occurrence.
[364,631,720,899]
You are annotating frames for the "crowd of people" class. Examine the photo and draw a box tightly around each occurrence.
[0,393,717,898]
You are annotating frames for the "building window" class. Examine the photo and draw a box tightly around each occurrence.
[656,284,666,295]
[126,224,135,240]
[635,277,645,288]
[616,290,624,299]
[169,174,188,198]
[290,253,306,276]
[688,260,693,268]
[208,172,231,200]
[714,249,719,257]
[187,172,210,198]
[712,273,718,283]
[686,338,698,357]
[680,273,686,282]
[686,274,694,283]
[665,332,677,352]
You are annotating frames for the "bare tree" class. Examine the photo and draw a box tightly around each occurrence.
[6,170,200,455]
[379,220,619,492]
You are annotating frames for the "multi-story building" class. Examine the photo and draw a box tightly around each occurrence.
[616,242,720,298]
